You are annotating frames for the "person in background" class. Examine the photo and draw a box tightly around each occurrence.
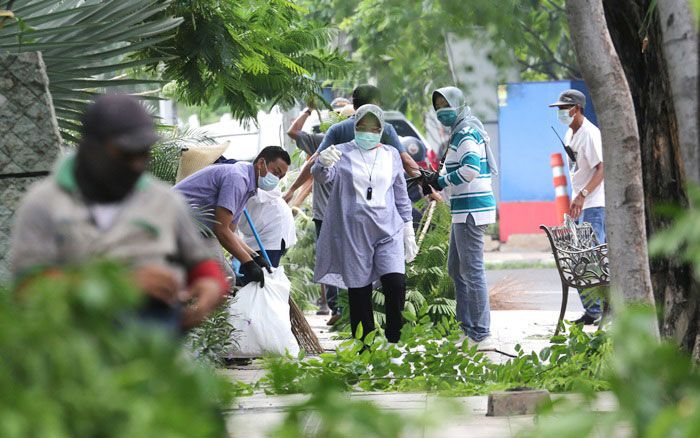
[286,97,353,323]
[549,89,606,326]
[10,94,228,331]
[174,146,291,287]
[312,104,418,344]
[424,86,498,346]
[238,187,297,269]
[283,84,420,204]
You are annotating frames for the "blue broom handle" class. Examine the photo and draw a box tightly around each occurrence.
[243,209,272,266]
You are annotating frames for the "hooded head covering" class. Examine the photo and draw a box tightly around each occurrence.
[353,104,385,136]
[432,86,498,175]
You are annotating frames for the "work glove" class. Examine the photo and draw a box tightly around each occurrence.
[421,171,442,195]
[404,222,419,263]
[252,252,272,273]
[319,145,342,168]
[240,260,265,287]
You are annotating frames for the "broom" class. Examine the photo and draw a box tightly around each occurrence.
[243,210,324,355]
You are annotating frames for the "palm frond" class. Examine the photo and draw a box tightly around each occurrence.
[0,0,182,143]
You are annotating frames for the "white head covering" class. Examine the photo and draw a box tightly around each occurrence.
[353,104,385,136]
[432,86,498,176]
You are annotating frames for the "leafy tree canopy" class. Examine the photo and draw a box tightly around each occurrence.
[139,0,351,120]
[302,0,578,121]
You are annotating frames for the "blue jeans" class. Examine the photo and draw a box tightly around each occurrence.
[578,207,606,317]
[448,215,491,341]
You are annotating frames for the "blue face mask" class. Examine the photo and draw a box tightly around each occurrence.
[355,131,381,150]
[436,108,458,127]
[258,161,280,191]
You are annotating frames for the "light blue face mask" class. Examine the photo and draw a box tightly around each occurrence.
[436,108,458,127]
[258,161,280,191]
[355,131,381,150]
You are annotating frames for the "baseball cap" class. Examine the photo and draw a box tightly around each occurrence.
[81,94,160,153]
[338,104,355,117]
[549,89,586,108]
[331,97,351,110]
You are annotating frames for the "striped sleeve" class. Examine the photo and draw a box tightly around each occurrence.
[438,138,481,188]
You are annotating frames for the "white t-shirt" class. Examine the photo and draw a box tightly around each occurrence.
[238,188,297,251]
[89,203,124,230]
[564,118,605,209]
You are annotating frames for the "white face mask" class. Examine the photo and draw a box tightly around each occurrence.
[558,109,574,126]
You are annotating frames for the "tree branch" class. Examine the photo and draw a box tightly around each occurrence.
[518,19,581,79]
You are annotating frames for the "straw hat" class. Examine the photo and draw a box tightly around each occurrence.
[175,142,229,182]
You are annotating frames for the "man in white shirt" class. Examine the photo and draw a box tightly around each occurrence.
[238,188,297,268]
[550,89,605,325]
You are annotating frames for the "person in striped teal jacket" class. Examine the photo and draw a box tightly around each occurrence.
[424,86,498,345]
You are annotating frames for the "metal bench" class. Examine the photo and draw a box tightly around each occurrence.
[540,217,610,335]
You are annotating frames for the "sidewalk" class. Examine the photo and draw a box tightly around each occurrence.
[222,258,598,437]
[484,250,554,267]
[223,308,595,437]
[226,382,620,437]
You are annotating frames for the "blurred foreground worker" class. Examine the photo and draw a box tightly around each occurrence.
[549,89,606,326]
[426,86,498,345]
[10,94,228,330]
[174,146,291,287]
[311,105,418,344]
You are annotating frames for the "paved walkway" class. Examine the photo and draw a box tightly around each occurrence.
[226,391,619,437]
[223,263,601,437]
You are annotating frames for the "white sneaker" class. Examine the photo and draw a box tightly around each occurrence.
[455,334,468,345]
[473,336,496,350]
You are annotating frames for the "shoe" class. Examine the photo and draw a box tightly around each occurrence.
[316,305,331,316]
[473,336,495,350]
[326,313,341,326]
[571,313,600,326]
[455,334,469,346]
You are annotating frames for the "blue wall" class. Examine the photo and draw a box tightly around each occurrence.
[498,80,596,203]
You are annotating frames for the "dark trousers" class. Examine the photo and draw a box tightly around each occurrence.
[266,239,287,268]
[349,273,406,343]
[313,219,340,314]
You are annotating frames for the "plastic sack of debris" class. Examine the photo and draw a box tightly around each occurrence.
[227,267,299,357]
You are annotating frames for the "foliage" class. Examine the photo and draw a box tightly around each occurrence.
[649,184,700,279]
[254,309,610,397]
[0,262,232,437]
[0,0,182,142]
[148,126,216,184]
[303,0,578,123]
[527,306,700,438]
[187,295,239,366]
[140,0,350,120]
[319,110,348,133]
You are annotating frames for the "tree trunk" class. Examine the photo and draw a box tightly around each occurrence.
[565,0,658,334]
[657,0,699,185]
[602,0,700,355]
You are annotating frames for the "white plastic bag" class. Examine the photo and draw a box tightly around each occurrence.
[227,267,299,357]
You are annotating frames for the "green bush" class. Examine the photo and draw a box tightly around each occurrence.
[528,306,700,437]
[254,309,610,397]
[0,262,232,437]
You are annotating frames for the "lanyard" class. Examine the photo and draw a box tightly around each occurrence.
[358,147,380,200]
